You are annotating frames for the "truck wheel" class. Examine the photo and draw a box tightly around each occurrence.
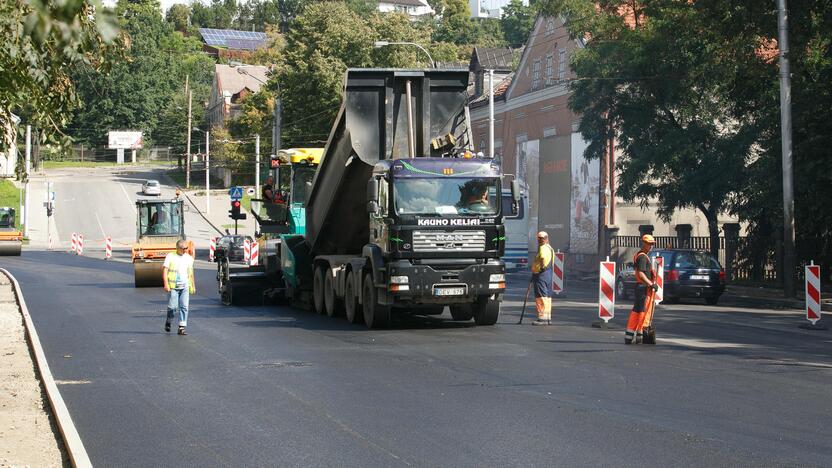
[313,267,326,314]
[344,271,362,324]
[449,305,474,321]
[472,296,500,326]
[324,268,343,317]
[363,273,390,329]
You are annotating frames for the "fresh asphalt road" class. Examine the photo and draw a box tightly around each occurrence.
[2,249,831,467]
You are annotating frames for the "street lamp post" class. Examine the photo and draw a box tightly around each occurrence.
[193,128,209,214]
[373,41,435,68]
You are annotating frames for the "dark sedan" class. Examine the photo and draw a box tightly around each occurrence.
[214,235,253,264]
[615,249,726,305]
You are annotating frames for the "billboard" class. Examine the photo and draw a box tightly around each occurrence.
[569,133,599,254]
[538,135,572,252]
[108,131,143,149]
[516,138,539,259]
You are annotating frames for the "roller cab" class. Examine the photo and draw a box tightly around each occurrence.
[0,207,22,256]
[132,199,191,287]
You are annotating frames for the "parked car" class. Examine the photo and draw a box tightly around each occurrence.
[142,179,162,196]
[214,235,254,263]
[615,249,726,305]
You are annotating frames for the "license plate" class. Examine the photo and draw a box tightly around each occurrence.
[434,287,465,296]
[690,275,709,280]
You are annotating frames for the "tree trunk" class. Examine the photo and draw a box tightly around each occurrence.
[705,209,720,259]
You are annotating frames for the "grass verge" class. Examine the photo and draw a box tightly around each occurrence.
[42,160,117,169]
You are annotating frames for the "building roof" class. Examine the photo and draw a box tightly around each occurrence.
[470,47,522,72]
[215,64,269,96]
[469,73,513,107]
[199,28,267,51]
[379,0,428,6]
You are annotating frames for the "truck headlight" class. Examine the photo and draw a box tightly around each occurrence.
[489,274,505,282]
[390,275,409,284]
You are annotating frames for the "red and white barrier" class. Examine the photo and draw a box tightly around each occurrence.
[105,236,112,260]
[250,241,259,266]
[654,256,664,304]
[70,233,77,253]
[209,237,217,262]
[806,262,822,325]
[243,238,251,263]
[598,258,616,323]
[553,251,564,294]
[76,234,84,255]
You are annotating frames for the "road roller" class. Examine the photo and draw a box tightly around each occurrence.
[0,207,22,256]
[132,199,193,287]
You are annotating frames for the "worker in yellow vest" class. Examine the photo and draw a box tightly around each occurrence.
[531,231,555,326]
[163,239,195,335]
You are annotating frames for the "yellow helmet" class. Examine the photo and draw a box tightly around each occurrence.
[641,234,656,244]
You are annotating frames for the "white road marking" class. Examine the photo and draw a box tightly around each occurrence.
[659,336,757,349]
[120,183,137,213]
[94,211,107,238]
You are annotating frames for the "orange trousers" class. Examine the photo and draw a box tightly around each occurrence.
[535,297,552,321]
[625,287,655,341]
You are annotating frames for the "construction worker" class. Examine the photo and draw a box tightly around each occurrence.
[625,234,659,344]
[163,239,195,336]
[531,231,555,326]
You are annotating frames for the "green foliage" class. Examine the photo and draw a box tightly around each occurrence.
[501,0,535,46]
[0,0,120,158]
[165,3,190,32]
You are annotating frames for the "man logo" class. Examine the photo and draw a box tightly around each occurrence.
[443,168,454,175]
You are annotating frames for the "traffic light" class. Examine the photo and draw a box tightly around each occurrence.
[270,156,280,169]
[229,200,241,219]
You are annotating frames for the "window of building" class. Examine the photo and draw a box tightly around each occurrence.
[532,59,541,90]
[545,20,555,36]
[558,49,567,82]
[545,54,553,86]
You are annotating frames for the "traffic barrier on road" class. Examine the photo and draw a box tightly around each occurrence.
[243,238,251,263]
[105,237,112,260]
[806,262,821,325]
[209,237,216,262]
[598,258,616,323]
[76,235,84,255]
[553,251,564,294]
[654,256,664,304]
[250,241,259,266]
[70,233,77,253]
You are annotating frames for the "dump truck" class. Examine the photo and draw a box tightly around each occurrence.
[0,207,22,256]
[279,68,518,328]
[132,199,193,287]
[215,148,322,305]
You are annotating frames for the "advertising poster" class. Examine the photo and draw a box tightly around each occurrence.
[570,133,599,254]
[516,139,539,258]
[538,135,571,252]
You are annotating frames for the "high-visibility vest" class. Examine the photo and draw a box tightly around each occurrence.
[633,251,655,285]
[165,255,191,289]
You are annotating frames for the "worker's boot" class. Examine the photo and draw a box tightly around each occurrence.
[165,321,171,333]
[635,332,643,344]
[532,319,548,326]
[178,326,187,336]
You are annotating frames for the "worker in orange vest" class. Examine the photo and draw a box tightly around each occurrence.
[625,234,659,344]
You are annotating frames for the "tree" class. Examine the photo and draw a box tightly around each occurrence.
[0,0,120,156]
[501,0,534,46]
[543,0,759,258]
[433,0,477,44]
[166,3,190,32]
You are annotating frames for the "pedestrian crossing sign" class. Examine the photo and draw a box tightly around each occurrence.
[229,186,244,200]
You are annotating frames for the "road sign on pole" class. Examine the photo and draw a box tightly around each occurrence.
[806,262,821,325]
[598,258,616,323]
[229,186,243,200]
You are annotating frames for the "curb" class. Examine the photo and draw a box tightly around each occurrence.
[0,268,92,468]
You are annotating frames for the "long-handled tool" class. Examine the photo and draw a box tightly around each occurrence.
[642,286,658,344]
[517,278,533,325]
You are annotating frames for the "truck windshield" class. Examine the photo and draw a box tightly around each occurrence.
[394,178,500,216]
[292,166,316,206]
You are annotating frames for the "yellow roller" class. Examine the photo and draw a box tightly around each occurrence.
[132,199,191,288]
[0,231,22,256]
[134,261,165,287]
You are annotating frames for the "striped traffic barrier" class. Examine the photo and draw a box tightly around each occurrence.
[76,234,84,255]
[598,257,616,323]
[553,250,564,294]
[70,233,77,253]
[250,240,259,266]
[806,262,821,325]
[654,256,664,304]
[104,237,112,260]
[243,238,251,263]
[209,237,216,262]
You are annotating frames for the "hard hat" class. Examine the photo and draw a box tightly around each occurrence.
[641,234,656,244]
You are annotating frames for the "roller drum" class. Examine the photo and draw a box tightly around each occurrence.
[134,262,164,287]
[0,241,22,256]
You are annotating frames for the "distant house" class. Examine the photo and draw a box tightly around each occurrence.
[469,46,522,97]
[198,28,268,61]
[207,64,269,128]
[377,0,433,17]
[469,0,516,18]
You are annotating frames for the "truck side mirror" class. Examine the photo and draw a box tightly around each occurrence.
[511,180,521,202]
[366,178,379,214]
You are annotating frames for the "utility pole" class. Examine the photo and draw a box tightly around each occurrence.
[488,69,495,158]
[777,0,795,297]
[205,130,210,214]
[255,134,260,198]
[23,125,30,238]
[186,89,192,188]
[273,94,282,154]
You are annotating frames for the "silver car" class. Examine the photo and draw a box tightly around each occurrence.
[142,179,161,196]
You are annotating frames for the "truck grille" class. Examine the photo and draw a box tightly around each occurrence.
[412,231,486,253]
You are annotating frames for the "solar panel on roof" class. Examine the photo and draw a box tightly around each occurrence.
[198,28,267,50]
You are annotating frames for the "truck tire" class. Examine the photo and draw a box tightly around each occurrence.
[363,272,390,329]
[472,296,500,326]
[449,305,474,321]
[313,266,326,315]
[344,271,362,324]
[324,268,343,317]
